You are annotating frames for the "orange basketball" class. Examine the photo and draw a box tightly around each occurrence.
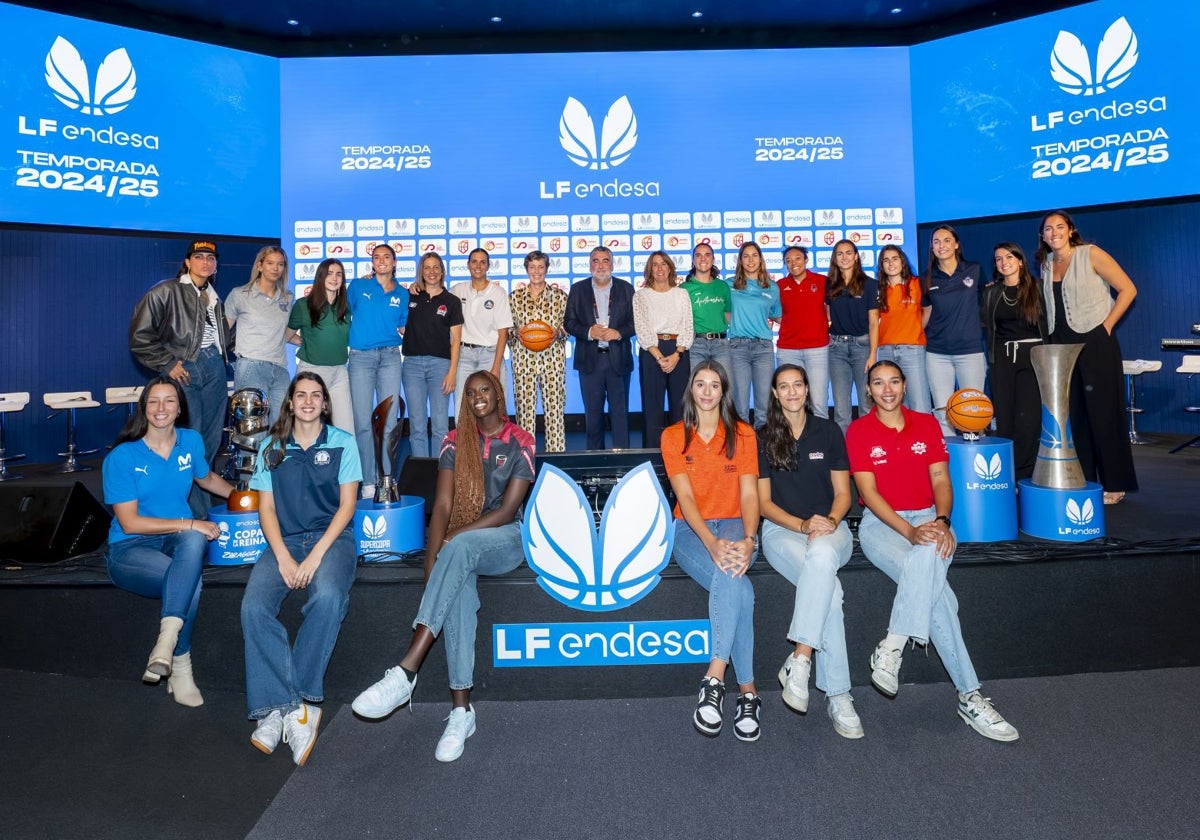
[519,320,556,352]
[944,389,994,433]
[228,489,260,512]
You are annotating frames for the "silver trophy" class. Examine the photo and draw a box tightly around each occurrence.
[224,387,271,490]
[1030,344,1086,490]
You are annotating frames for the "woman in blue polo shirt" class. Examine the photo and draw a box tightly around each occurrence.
[353,370,536,763]
[348,244,409,497]
[103,376,234,707]
[240,371,362,766]
[727,242,781,426]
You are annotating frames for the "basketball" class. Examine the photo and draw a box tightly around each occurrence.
[228,489,260,512]
[944,389,994,433]
[519,320,556,352]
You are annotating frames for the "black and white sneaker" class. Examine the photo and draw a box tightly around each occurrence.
[733,692,762,742]
[693,676,725,737]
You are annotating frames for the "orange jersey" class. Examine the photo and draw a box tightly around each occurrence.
[660,421,758,520]
[877,281,925,347]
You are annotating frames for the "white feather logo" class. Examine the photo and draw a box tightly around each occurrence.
[362,515,387,539]
[1065,498,1095,526]
[44,36,137,115]
[972,453,1003,480]
[523,462,672,611]
[1050,17,1138,96]
[558,96,639,170]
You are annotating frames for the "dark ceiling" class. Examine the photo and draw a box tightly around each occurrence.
[14,0,1089,56]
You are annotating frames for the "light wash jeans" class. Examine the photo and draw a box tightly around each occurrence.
[776,346,831,420]
[761,520,853,696]
[454,344,506,417]
[671,518,756,685]
[414,521,524,690]
[875,344,932,414]
[241,528,358,719]
[828,334,871,433]
[402,355,453,458]
[107,530,207,655]
[177,345,228,518]
[926,351,986,435]
[348,346,403,485]
[233,357,291,427]
[296,360,353,435]
[856,506,980,694]
[689,336,733,379]
[728,338,775,427]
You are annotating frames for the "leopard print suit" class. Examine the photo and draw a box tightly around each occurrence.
[508,283,569,452]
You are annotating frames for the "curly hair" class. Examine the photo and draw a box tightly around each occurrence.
[445,370,509,534]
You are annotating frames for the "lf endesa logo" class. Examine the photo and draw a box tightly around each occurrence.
[539,95,661,200]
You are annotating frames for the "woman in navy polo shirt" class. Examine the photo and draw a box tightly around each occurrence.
[240,371,362,766]
[827,239,877,432]
[846,360,1018,743]
[402,253,464,457]
[921,225,986,434]
[102,376,234,707]
[757,364,861,739]
[353,371,536,763]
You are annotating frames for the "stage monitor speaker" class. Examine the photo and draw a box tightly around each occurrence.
[0,482,111,564]
[396,457,439,523]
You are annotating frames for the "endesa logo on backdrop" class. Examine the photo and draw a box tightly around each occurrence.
[539,95,661,201]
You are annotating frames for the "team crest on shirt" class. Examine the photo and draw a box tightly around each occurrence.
[870,446,886,460]
[808,452,824,460]
[177,453,192,471]
[314,450,331,465]
[495,453,508,466]
[963,277,974,288]
[437,305,448,316]
[810,284,817,293]
[911,441,927,455]
[484,300,495,310]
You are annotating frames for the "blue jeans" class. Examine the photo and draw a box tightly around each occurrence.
[241,529,358,719]
[728,338,775,426]
[926,351,986,435]
[827,334,871,433]
[402,354,453,458]
[348,346,403,483]
[690,336,732,379]
[107,531,207,655]
[671,518,756,684]
[761,520,853,696]
[455,345,505,415]
[876,344,931,414]
[177,345,228,517]
[856,507,980,694]
[233,357,291,427]
[776,346,831,420]
[414,521,524,690]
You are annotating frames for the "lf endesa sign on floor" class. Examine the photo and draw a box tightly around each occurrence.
[492,462,712,667]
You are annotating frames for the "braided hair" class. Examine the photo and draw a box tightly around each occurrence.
[445,370,508,533]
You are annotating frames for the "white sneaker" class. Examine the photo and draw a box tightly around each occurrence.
[870,642,903,697]
[827,692,864,739]
[435,706,476,762]
[352,667,416,719]
[958,690,1020,742]
[282,703,322,766]
[251,709,285,755]
[778,653,811,713]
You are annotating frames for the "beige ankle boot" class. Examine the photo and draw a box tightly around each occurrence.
[167,652,204,707]
[142,616,184,683]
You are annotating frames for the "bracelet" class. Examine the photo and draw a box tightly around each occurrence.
[179,518,185,533]
[825,515,838,526]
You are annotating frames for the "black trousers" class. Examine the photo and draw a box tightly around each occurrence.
[990,338,1043,481]
[638,339,690,450]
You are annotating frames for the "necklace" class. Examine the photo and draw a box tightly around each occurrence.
[1002,286,1019,306]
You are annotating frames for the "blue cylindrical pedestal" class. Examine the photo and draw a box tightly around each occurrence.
[1018,480,1105,541]
[945,437,1018,542]
[355,495,426,560]
[206,505,266,565]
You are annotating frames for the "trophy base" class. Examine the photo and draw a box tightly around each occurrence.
[355,496,426,560]
[1018,480,1105,542]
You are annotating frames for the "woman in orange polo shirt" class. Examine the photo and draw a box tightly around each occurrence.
[869,245,931,413]
[660,360,761,741]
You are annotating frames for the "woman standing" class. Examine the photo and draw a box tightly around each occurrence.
[240,372,362,766]
[402,253,464,457]
[508,250,568,452]
[1037,210,1138,502]
[353,371,536,762]
[758,364,861,738]
[660,361,761,740]
[680,242,731,374]
[727,242,781,426]
[827,240,877,432]
[870,245,930,413]
[846,360,1018,742]
[288,258,353,431]
[983,243,1047,481]
[776,246,831,419]
[225,246,294,426]
[102,376,233,706]
[634,251,694,449]
[922,225,986,434]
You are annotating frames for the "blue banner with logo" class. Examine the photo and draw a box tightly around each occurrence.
[493,620,711,667]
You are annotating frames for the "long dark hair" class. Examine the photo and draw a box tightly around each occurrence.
[114,376,190,446]
[875,245,917,313]
[1034,209,1086,266]
[921,224,964,293]
[680,360,742,459]
[685,242,720,280]
[263,372,332,469]
[446,370,509,534]
[992,242,1043,326]
[828,239,868,299]
[308,259,350,327]
[761,364,814,471]
[733,242,771,290]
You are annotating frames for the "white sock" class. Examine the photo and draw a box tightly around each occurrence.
[883,633,908,651]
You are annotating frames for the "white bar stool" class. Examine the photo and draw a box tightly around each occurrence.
[105,385,145,421]
[1169,357,1200,454]
[43,391,101,473]
[1122,359,1162,445]
[0,392,30,481]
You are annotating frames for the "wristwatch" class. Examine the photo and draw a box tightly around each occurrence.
[934,515,952,527]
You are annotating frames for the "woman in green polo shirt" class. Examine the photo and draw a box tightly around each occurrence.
[287,259,353,432]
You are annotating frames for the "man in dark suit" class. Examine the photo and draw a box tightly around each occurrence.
[565,246,636,449]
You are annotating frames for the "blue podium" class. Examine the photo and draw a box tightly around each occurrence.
[207,504,267,565]
[945,437,1018,542]
[1018,480,1105,541]
[354,495,426,560]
